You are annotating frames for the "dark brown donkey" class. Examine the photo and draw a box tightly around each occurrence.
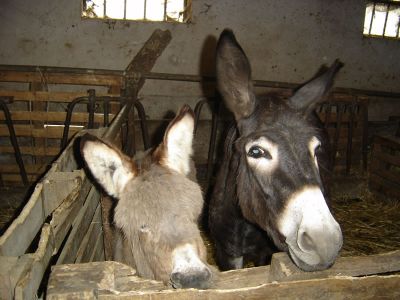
[209,29,343,272]
[80,105,213,288]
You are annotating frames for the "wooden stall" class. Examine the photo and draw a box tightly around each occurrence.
[369,134,400,200]
[0,101,131,299]
[0,65,122,186]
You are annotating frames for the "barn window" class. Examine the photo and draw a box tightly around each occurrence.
[363,1,400,39]
[82,0,191,23]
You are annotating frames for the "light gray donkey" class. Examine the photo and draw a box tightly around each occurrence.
[80,105,213,289]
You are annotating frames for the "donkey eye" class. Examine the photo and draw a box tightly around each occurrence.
[314,143,321,156]
[247,146,271,159]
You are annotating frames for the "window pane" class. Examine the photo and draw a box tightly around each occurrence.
[166,0,184,22]
[83,0,104,18]
[126,0,145,20]
[369,4,387,35]
[106,0,125,19]
[363,3,373,34]
[385,7,400,37]
[146,0,165,21]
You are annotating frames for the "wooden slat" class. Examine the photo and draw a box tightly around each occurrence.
[0,146,60,157]
[75,205,103,263]
[0,163,49,174]
[0,90,120,102]
[0,111,116,123]
[373,151,400,168]
[373,135,400,150]
[56,186,100,265]
[0,71,123,86]
[0,124,80,138]
[369,174,400,198]
[0,174,38,184]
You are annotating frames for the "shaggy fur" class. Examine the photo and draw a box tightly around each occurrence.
[209,29,342,271]
[81,105,213,288]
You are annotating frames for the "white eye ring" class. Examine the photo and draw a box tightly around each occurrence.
[309,137,321,167]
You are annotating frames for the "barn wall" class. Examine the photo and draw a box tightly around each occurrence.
[0,0,399,121]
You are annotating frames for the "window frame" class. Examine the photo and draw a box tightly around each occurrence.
[81,0,192,24]
[363,0,400,40]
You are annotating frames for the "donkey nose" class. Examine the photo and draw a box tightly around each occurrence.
[297,230,315,253]
[297,220,343,265]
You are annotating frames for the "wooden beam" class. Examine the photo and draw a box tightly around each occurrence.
[0,90,120,102]
[0,71,122,86]
[0,124,80,138]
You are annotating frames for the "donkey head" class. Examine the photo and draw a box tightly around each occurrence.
[80,105,212,289]
[216,29,343,271]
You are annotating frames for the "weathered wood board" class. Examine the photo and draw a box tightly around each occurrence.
[370,135,400,199]
[46,251,400,299]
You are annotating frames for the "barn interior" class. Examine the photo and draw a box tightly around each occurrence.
[0,0,399,298]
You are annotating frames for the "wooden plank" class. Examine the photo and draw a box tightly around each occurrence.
[47,261,137,300]
[49,178,91,253]
[373,135,400,150]
[0,110,115,123]
[90,230,105,262]
[0,124,80,138]
[373,151,400,167]
[0,174,38,183]
[369,174,400,198]
[370,167,400,187]
[56,186,99,265]
[0,255,33,300]
[14,224,55,300]
[75,204,103,263]
[0,146,60,157]
[0,71,123,86]
[269,251,400,282]
[46,260,400,299]
[0,90,120,102]
[0,183,45,256]
[41,170,84,216]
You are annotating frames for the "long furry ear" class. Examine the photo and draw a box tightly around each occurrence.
[288,60,343,113]
[155,105,194,175]
[216,29,256,121]
[80,134,136,198]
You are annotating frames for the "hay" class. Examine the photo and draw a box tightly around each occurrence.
[331,180,400,257]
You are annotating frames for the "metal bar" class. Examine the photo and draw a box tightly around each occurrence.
[103,101,134,143]
[144,0,147,19]
[61,96,88,149]
[193,99,208,134]
[369,2,376,35]
[103,0,107,17]
[124,0,127,19]
[382,3,390,37]
[361,101,369,171]
[397,16,400,38]
[331,104,344,171]
[346,101,356,174]
[0,98,29,186]
[164,0,167,21]
[87,89,96,129]
[103,97,110,126]
[134,101,150,150]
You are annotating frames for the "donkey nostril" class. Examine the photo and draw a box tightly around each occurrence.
[298,231,315,252]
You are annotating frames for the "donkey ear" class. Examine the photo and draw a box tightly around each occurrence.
[80,134,136,198]
[288,60,342,113]
[157,105,194,176]
[216,29,256,121]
